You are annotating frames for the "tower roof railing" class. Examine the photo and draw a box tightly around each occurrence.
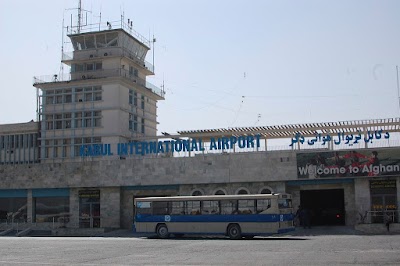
[66,20,151,48]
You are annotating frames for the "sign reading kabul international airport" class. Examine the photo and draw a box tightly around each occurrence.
[290,130,390,147]
[297,148,400,179]
[79,134,262,157]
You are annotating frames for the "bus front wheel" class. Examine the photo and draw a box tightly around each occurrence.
[156,224,170,239]
[227,224,242,239]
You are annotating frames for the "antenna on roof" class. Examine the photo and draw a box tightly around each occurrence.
[152,34,156,73]
[77,0,82,33]
[397,65,400,113]
[59,14,65,77]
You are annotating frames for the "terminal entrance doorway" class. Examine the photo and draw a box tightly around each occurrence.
[300,189,345,226]
[79,190,100,228]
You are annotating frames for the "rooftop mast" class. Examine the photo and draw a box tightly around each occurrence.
[77,0,82,33]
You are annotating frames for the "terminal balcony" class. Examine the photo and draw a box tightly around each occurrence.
[61,47,154,75]
[33,68,165,99]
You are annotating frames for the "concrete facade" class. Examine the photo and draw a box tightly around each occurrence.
[0,148,399,230]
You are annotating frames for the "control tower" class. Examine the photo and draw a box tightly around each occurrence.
[33,7,164,162]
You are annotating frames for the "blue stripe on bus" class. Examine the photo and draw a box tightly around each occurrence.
[135,213,294,223]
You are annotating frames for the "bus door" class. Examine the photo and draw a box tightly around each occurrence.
[278,197,293,227]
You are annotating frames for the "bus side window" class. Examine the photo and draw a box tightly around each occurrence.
[153,201,170,215]
[238,200,255,215]
[256,199,271,214]
[136,201,151,215]
[202,200,219,215]
[171,201,185,215]
[186,200,200,215]
[221,200,237,215]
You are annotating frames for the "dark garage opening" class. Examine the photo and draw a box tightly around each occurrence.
[300,189,345,226]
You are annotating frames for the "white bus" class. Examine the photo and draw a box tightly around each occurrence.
[134,193,294,239]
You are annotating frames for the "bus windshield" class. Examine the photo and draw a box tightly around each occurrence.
[278,199,292,209]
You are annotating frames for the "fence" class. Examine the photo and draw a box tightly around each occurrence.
[359,210,399,224]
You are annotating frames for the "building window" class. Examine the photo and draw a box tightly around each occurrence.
[74,87,102,103]
[73,111,101,128]
[129,89,133,104]
[259,187,273,194]
[33,197,69,223]
[65,94,72,103]
[191,189,204,196]
[93,111,102,127]
[55,95,63,104]
[46,121,54,130]
[84,118,92,127]
[75,112,82,128]
[214,189,226,195]
[46,96,54,105]
[370,180,398,223]
[86,63,94,71]
[85,93,93,101]
[95,62,102,70]
[236,188,250,195]
[141,95,145,109]
[129,90,138,106]
[0,198,27,222]
[129,114,138,132]
[0,136,4,150]
[94,92,102,101]
[134,92,138,106]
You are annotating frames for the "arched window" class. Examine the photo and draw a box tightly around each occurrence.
[259,187,273,194]
[235,187,250,195]
[191,189,203,196]
[214,189,226,195]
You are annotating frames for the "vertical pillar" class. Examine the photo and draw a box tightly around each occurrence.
[69,188,80,228]
[100,187,121,228]
[27,189,33,223]
[397,178,400,219]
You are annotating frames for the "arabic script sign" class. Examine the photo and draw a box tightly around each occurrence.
[290,130,390,147]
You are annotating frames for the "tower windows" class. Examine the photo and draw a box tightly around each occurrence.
[129,114,138,132]
[43,87,102,105]
[129,90,138,106]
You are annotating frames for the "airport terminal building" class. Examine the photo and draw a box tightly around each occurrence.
[0,13,399,235]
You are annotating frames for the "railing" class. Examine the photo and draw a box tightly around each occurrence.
[66,20,151,47]
[62,47,154,73]
[0,215,72,230]
[359,210,399,224]
[33,68,164,98]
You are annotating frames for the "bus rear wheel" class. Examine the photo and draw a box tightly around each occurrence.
[156,224,170,239]
[227,224,242,239]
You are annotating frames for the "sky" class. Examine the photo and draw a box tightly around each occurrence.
[1,0,400,135]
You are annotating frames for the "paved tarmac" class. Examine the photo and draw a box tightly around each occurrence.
[1,226,399,265]
[96,226,376,238]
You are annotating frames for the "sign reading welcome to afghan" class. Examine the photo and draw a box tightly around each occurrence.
[80,134,262,157]
[296,148,400,179]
